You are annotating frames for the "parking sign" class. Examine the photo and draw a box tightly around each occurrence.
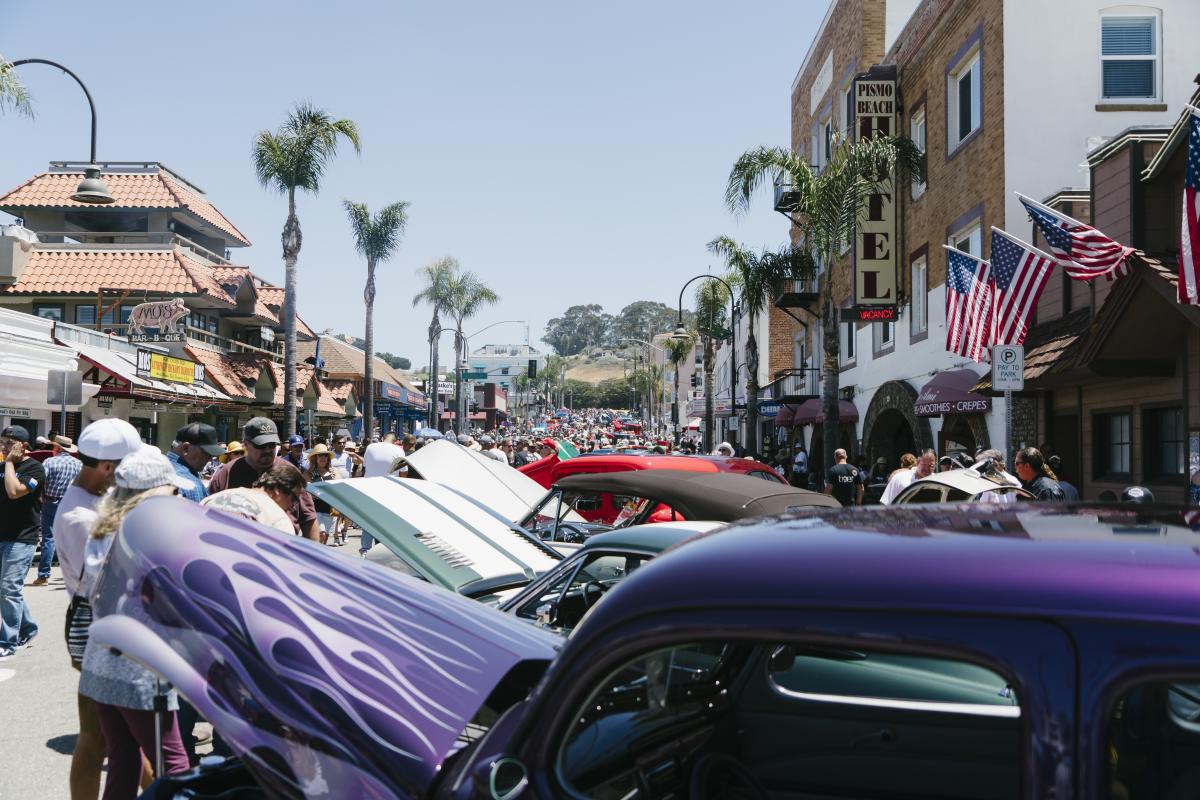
[992,345,1024,391]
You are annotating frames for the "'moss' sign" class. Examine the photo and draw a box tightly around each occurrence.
[853,65,898,316]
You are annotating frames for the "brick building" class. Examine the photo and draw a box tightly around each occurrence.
[774,0,1200,475]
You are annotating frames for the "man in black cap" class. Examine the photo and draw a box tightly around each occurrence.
[207,418,319,541]
[0,425,45,660]
[169,423,226,503]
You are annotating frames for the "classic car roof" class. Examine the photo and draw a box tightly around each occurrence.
[89,496,560,798]
[576,505,1200,635]
[903,468,1029,495]
[576,520,725,553]
[553,470,840,520]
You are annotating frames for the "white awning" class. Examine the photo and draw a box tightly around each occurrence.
[74,342,233,403]
[0,308,100,410]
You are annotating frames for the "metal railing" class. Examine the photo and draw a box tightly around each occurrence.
[24,232,232,265]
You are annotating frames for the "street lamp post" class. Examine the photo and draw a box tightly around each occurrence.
[8,58,114,204]
[621,337,666,435]
[456,319,526,436]
[672,275,737,453]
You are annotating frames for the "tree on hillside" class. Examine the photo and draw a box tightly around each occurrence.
[542,304,613,356]
[612,300,679,345]
[376,352,410,370]
[253,102,361,436]
[727,132,922,469]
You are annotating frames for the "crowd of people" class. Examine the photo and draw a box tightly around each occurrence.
[0,405,1145,798]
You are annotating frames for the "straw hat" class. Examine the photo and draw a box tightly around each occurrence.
[309,443,332,458]
[220,440,247,463]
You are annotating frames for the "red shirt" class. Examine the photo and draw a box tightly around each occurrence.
[206,457,317,533]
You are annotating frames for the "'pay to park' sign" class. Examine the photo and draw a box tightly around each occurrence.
[852,65,898,316]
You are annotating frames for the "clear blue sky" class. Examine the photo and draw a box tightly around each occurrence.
[2,1,825,369]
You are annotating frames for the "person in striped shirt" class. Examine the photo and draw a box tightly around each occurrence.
[32,435,82,586]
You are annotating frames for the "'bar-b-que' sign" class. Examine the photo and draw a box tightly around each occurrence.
[851,64,898,321]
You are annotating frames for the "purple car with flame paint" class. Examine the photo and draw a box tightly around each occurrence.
[91,498,1200,799]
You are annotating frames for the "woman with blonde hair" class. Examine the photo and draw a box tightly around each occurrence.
[306,444,341,545]
[78,447,193,799]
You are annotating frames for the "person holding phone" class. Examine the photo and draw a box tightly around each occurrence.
[0,425,46,660]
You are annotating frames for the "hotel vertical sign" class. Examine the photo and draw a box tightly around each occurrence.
[851,64,898,321]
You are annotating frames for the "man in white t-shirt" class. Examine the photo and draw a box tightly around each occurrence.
[477,435,507,463]
[329,436,360,478]
[51,418,143,800]
[880,449,936,505]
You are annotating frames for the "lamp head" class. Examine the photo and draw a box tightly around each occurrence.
[72,166,115,205]
[671,326,689,340]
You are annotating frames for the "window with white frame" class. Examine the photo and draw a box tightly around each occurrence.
[840,83,854,135]
[872,320,894,353]
[1100,12,1160,102]
[910,107,927,198]
[950,222,983,257]
[840,322,856,364]
[823,119,833,165]
[911,256,928,335]
[947,49,981,151]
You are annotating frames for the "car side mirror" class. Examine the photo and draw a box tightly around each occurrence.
[536,601,559,627]
[768,644,796,673]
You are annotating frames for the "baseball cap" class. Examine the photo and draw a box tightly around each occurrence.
[478,434,494,445]
[176,423,226,457]
[1,425,30,443]
[78,418,144,461]
[287,434,305,447]
[115,447,193,492]
[540,437,557,450]
[456,433,471,445]
[243,417,281,447]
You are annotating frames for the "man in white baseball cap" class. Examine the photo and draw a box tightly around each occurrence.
[50,417,143,800]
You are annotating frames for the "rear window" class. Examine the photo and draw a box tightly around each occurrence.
[1108,679,1200,798]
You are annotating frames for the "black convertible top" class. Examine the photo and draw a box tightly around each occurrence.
[553,470,841,521]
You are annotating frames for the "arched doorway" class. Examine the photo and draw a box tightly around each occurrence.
[861,380,932,473]
[938,414,989,459]
[809,422,856,483]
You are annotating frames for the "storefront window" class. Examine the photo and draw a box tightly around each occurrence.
[33,303,64,321]
[1144,407,1184,479]
[1094,411,1131,478]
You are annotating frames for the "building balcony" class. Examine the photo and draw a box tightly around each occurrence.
[763,366,820,403]
[775,278,820,314]
[26,231,232,265]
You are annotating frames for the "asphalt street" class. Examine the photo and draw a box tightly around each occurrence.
[0,528,365,798]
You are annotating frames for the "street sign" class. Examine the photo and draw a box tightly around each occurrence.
[991,345,1025,391]
[46,370,83,406]
[462,372,489,381]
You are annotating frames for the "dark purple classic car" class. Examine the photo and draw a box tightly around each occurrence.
[91,498,1200,799]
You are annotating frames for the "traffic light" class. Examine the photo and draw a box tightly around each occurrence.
[528,359,537,379]
[691,373,700,388]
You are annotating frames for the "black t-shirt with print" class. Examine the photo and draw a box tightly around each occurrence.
[826,462,859,506]
[0,458,46,543]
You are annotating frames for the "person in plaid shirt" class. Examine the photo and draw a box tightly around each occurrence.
[31,435,82,586]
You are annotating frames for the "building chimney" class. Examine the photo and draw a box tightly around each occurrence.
[0,225,37,284]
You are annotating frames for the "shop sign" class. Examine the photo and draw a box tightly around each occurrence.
[127,299,188,343]
[758,401,782,418]
[914,398,992,416]
[437,381,455,396]
[378,382,405,401]
[852,65,898,319]
[0,406,31,418]
[95,397,113,409]
[135,348,202,385]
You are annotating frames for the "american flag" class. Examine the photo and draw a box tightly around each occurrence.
[943,246,994,363]
[989,228,1054,346]
[1019,193,1133,280]
[1179,109,1200,305]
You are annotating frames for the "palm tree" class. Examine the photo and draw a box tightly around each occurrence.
[344,200,409,442]
[665,332,696,433]
[726,133,922,470]
[0,55,32,117]
[412,256,460,429]
[695,279,730,453]
[446,272,499,434]
[253,102,361,436]
[708,236,813,455]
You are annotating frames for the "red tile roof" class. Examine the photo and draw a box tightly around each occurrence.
[2,248,234,303]
[322,379,357,402]
[0,170,251,246]
[185,346,258,400]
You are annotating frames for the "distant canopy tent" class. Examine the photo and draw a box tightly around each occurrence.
[792,399,859,426]
[686,417,701,430]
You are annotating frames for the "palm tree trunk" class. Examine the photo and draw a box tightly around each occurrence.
[745,316,760,456]
[363,259,376,443]
[673,359,682,434]
[820,256,841,474]
[428,311,440,429]
[703,336,715,453]
[282,187,302,438]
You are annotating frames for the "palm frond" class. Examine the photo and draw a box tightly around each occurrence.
[344,199,409,263]
[725,146,814,215]
[253,101,361,196]
[411,256,459,309]
[0,56,33,118]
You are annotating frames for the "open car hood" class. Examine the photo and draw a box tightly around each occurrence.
[308,477,562,598]
[88,496,560,799]
[404,440,582,524]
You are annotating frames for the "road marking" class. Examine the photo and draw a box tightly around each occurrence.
[0,668,14,683]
